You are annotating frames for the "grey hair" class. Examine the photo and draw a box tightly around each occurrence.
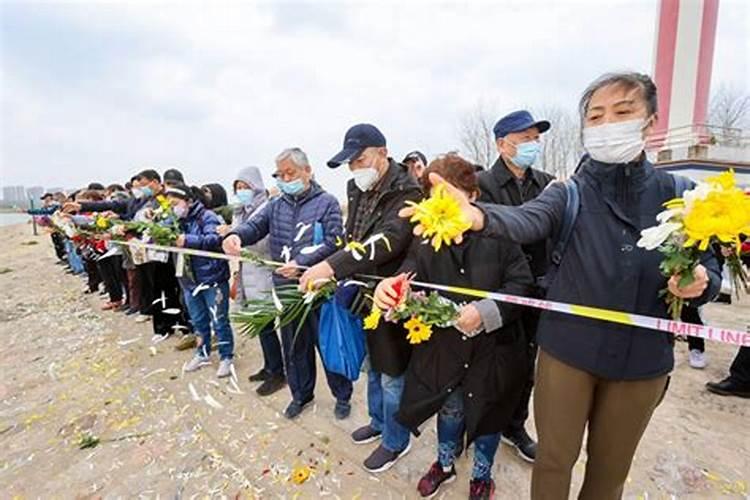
[578,72,658,122]
[275,147,310,169]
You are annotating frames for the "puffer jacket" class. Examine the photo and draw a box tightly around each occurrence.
[229,181,343,285]
[178,201,230,290]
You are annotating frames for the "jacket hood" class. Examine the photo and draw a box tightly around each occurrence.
[234,166,266,193]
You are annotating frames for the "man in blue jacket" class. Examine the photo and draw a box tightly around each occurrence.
[222,147,351,420]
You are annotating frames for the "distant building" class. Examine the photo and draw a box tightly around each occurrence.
[26,186,44,201]
[2,185,26,205]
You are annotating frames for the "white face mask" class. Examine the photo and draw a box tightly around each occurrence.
[582,118,648,164]
[352,167,380,192]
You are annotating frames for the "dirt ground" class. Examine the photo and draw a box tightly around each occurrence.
[0,223,748,499]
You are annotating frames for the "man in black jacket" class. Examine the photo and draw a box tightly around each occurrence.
[299,124,422,473]
[477,110,553,463]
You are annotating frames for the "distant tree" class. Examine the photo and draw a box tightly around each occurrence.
[458,101,496,169]
[708,85,750,147]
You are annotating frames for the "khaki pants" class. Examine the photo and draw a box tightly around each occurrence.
[532,349,668,500]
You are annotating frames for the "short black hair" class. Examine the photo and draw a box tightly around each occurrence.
[107,183,125,192]
[578,72,658,121]
[87,182,106,191]
[135,169,161,183]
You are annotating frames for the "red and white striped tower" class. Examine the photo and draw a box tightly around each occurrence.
[651,0,720,154]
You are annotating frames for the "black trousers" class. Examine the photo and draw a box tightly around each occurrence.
[506,305,540,435]
[730,347,750,386]
[682,306,705,353]
[138,261,187,335]
[51,232,67,261]
[97,255,126,303]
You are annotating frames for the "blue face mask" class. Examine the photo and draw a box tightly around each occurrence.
[235,189,255,206]
[277,179,305,196]
[140,186,154,198]
[510,141,541,169]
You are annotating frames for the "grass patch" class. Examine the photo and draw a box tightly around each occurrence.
[0,268,12,274]
[21,241,39,246]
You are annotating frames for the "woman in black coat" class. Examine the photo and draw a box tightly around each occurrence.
[374,155,534,499]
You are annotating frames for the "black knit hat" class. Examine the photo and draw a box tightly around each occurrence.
[163,168,185,184]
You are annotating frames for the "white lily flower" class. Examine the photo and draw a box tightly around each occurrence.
[655,208,681,224]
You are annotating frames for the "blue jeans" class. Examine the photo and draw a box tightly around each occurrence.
[65,240,84,274]
[183,281,234,360]
[437,388,501,481]
[367,369,410,452]
[281,309,352,403]
[259,324,284,376]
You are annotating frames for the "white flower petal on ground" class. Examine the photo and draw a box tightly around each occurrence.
[637,222,682,250]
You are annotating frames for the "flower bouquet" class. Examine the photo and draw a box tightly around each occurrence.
[637,170,750,319]
[364,276,460,344]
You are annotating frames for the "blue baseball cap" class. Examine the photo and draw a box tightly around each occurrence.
[493,110,550,139]
[327,123,387,168]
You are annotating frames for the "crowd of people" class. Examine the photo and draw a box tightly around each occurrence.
[26,71,749,500]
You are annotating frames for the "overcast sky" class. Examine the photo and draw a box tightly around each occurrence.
[1,0,747,199]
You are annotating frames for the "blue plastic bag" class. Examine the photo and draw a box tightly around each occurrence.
[318,290,366,381]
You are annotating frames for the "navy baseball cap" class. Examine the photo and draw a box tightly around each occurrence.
[493,110,550,139]
[327,123,387,168]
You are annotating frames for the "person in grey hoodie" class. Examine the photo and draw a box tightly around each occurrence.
[230,166,285,396]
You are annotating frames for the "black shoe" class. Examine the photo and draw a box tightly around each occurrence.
[706,377,750,398]
[715,293,732,304]
[468,478,495,500]
[334,400,351,420]
[256,375,286,397]
[417,462,456,498]
[248,368,270,383]
[502,428,536,463]
[363,442,412,473]
[284,397,313,419]
[351,425,382,444]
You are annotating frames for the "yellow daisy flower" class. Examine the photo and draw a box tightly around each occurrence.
[405,184,472,251]
[156,194,171,211]
[290,465,311,485]
[95,215,110,230]
[404,315,433,344]
[363,307,382,330]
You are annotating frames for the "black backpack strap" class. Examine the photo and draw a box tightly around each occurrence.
[550,179,580,266]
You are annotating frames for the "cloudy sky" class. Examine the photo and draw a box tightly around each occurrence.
[1,0,747,199]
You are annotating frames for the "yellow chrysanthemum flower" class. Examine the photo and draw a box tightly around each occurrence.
[95,215,110,230]
[405,184,472,251]
[156,194,171,211]
[290,465,311,485]
[404,315,433,344]
[678,170,750,252]
[363,307,382,330]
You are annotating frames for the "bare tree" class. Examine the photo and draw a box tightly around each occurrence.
[709,84,750,129]
[458,101,496,169]
[529,105,583,179]
[708,85,750,147]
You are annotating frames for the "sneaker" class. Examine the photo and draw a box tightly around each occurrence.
[715,293,732,304]
[125,308,139,316]
[256,374,286,396]
[101,300,123,311]
[135,314,151,323]
[334,400,351,420]
[284,397,314,419]
[184,354,210,372]
[248,368,270,383]
[706,377,750,398]
[363,442,412,473]
[117,302,130,312]
[417,462,456,498]
[689,349,708,369]
[502,428,536,463]
[175,334,198,351]
[351,425,382,445]
[217,359,233,378]
[468,478,496,500]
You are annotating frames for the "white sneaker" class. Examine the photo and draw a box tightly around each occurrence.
[185,354,210,372]
[689,349,707,369]
[217,359,233,378]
